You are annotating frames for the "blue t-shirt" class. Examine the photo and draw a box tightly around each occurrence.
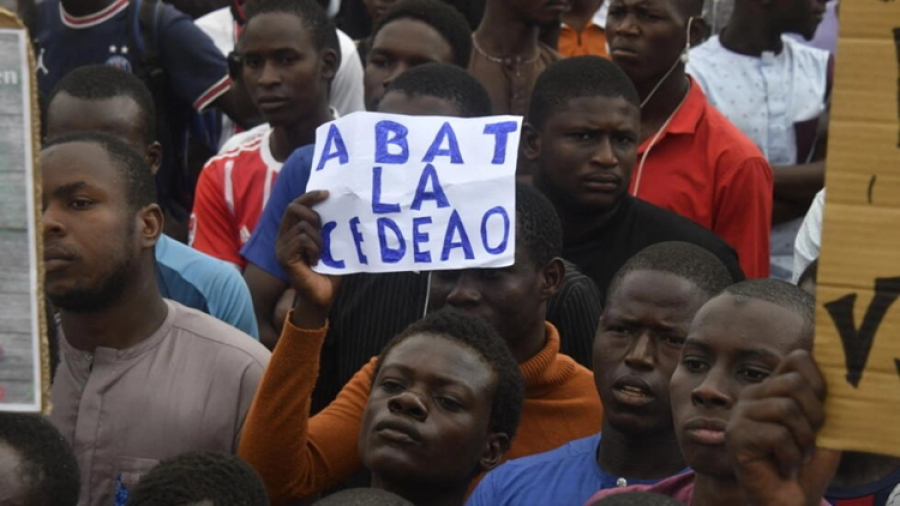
[240,144,316,280]
[467,434,673,506]
[826,466,900,506]
[156,235,259,339]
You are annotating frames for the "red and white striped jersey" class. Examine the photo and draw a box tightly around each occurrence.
[190,125,282,268]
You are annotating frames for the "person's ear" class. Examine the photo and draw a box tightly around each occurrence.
[688,16,708,48]
[137,203,164,249]
[522,122,542,163]
[479,432,511,472]
[320,48,339,83]
[146,141,162,176]
[539,257,565,302]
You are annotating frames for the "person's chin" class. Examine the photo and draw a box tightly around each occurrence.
[684,446,732,478]
[605,405,668,436]
[363,444,424,478]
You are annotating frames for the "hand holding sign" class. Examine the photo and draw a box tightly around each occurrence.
[276,190,342,329]
[727,351,840,506]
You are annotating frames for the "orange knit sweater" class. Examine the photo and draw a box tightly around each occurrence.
[238,316,602,506]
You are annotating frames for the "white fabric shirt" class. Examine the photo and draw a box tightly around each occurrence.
[195,8,364,145]
[687,35,829,280]
[792,189,825,283]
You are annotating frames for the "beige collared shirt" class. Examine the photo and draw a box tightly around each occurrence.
[50,300,270,506]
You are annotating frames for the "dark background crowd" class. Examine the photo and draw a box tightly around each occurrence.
[3,0,896,505]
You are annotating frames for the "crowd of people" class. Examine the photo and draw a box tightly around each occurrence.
[3,0,898,504]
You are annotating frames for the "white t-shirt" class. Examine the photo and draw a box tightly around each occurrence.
[195,7,364,145]
[792,189,825,283]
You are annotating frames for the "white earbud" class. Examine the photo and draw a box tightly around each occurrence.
[681,16,695,64]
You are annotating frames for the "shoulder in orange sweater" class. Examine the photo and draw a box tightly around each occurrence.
[238,316,602,505]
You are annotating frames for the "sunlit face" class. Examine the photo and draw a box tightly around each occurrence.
[359,334,497,488]
[670,294,807,478]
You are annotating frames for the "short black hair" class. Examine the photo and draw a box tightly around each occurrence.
[798,258,819,290]
[528,56,640,130]
[608,241,734,301]
[516,181,562,267]
[43,132,157,209]
[374,308,524,441]
[724,279,816,348]
[386,63,492,117]
[47,65,156,144]
[313,488,414,506]
[0,413,80,506]
[244,0,340,60]
[125,452,268,506]
[373,0,473,68]
[591,492,686,506]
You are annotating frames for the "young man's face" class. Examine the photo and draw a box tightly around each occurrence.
[606,0,689,85]
[46,92,156,169]
[41,142,145,312]
[364,18,455,111]
[359,334,498,487]
[772,0,827,41]
[529,95,639,213]
[0,443,29,506]
[670,293,807,478]
[239,13,335,127]
[429,238,549,355]
[378,90,463,117]
[594,270,708,435]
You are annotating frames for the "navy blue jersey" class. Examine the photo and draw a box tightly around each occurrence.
[35,0,230,217]
[35,0,230,110]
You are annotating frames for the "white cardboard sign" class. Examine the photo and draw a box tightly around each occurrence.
[307,112,521,275]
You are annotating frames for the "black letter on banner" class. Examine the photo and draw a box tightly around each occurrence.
[824,277,900,388]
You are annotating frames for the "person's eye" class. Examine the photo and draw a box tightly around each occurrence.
[380,379,405,393]
[368,57,391,69]
[436,396,463,411]
[69,198,94,209]
[660,334,686,346]
[243,56,263,69]
[739,367,771,383]
[569,131,594,141]
[608,6,625,18]
[615,134,636,147]
[278,54,299,65]
[606,325,629,336]
[682,357,707,373]
[477,269,502,280]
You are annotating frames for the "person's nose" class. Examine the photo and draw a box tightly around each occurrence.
[444,273,482,308]
[591,137,618,168]
[388,391,429,421]
[41,204,66,238]
[382,62,411,90]
[690,366,735,410]
[257,60,281,87]
[612,13,640,38]
[623,331,656,372]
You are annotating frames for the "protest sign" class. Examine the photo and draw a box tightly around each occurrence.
[0,9,49,414]
[813,0,900,456]
[306,112,521,275]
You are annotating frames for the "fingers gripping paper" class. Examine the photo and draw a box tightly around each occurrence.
[306,113,521,275]
[814,0,900,457]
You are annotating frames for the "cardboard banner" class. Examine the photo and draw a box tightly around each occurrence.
[814,0,900,456]
[307,112,521,275]
[0,9,49,413]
